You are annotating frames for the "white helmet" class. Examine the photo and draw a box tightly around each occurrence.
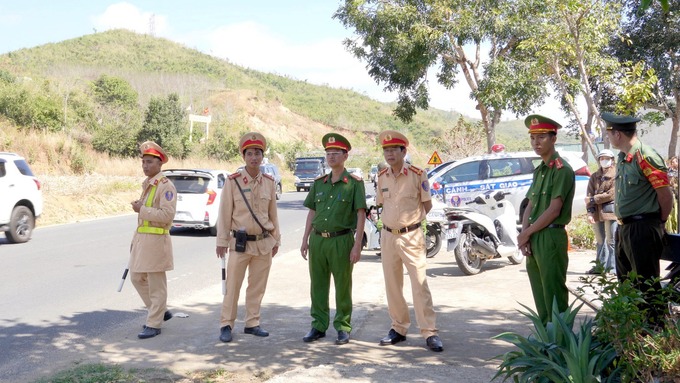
[597,149,615,159]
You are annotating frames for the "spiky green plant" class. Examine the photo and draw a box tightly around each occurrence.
[493,299,619,383]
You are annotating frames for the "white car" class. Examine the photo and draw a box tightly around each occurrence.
[347,168,364,181]
[0,152,43,243]
[428,150,591,219]
[163,169,229,236]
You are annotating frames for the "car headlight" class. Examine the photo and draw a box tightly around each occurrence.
[294,176,300,183]
[426,208,447,222]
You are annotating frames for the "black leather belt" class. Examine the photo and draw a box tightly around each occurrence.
[547,224,565,229]
[232,230,270,241]
[383,223,421,235]
[314,228,352,238]
[618,212,660,225]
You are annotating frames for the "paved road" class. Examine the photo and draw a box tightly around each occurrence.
[0,189,599,382]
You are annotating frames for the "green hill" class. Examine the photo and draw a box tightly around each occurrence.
[0,29,532,168]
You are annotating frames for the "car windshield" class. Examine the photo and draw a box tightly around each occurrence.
[296,162,320,171]
[166,175,210,193]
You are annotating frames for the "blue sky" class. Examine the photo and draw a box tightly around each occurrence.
[0,1,562,121]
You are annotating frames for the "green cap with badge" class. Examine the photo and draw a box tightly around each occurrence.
[322,133,352,152]
[601,112,640,131]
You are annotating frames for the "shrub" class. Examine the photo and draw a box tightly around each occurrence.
[200,130,240,162]
[567,214,595,250]
[579,274,680,381]
[138,93,189,158]
[494,299,619,383]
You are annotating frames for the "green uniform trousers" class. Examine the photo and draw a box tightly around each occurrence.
[526,228,569,323]
[308,232,354,332]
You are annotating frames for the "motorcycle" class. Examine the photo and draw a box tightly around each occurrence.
[443,190,523,275]
[363,194,442,258]
[424,199,448,258]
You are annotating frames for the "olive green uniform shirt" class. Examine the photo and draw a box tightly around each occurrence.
[304,170,367,231]
[615,140,669,218]
[526,152,575,225]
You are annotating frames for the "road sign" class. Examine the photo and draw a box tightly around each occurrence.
[428,151,443,166]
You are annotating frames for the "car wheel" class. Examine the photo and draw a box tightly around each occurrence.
[6,206,35,244]
[276,183,282,200]
[296,187,302,192]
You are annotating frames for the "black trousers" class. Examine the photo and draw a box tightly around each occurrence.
[615,217,664,321]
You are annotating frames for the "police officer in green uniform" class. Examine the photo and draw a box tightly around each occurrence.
[603,112,673,322]
[517,115,575,324]
[300,133,366,345]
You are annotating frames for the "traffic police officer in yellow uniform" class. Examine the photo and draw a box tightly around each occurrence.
[376,130,443,352]
[216,132,281,342]
[130,141,177,339]
[517,115,575,324]
[603,112,673,323]
[300,133,366,345]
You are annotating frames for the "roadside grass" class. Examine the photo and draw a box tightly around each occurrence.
[32,363,270,383]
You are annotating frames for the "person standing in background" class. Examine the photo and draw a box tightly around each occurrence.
[585,149,617,275]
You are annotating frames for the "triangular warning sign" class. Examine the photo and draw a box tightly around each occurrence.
[428,151,443,165]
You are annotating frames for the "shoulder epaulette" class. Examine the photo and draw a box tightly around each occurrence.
[314,174,327,181]
[554,158,564,169]
[408,165,423,175]
[350,173,362,181]
[378,168,388,177]
[228,172,241,180]
[161,177,169,184]
[262,173,274,181]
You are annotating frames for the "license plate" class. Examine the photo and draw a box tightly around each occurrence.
[445,229,457,240]
[175,212,190,221]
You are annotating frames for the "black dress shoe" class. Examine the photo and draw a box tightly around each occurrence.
[244,326,269,337]
[336,330,350,345]
[379,329,406,345]
[426,335,443,352]
[219,325,233,342]
[138,326,161,339]
[143,310,173,329]
[303,328,326,342]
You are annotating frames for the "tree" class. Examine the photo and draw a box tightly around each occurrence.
[516,0,624,159]
[138,93,188,158]
[91,75,138,108]
[612,0,680,157]
[430,116,485,158]
[334,0,547,152]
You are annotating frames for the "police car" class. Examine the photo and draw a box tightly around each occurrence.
[428,148,591,219]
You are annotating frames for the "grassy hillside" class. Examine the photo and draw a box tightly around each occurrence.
[0,29,536,164]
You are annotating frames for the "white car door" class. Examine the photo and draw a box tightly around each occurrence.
[0,160,14,222]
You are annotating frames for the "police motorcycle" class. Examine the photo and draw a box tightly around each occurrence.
[443,190,523,275]
[363,193,443,258]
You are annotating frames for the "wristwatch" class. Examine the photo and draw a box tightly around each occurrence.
[590,197,595,204]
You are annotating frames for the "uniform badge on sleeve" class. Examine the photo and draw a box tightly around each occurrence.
[165,191,174,201]
[421,181,429,192]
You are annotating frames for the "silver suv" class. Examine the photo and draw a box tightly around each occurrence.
[0,152,43,243]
